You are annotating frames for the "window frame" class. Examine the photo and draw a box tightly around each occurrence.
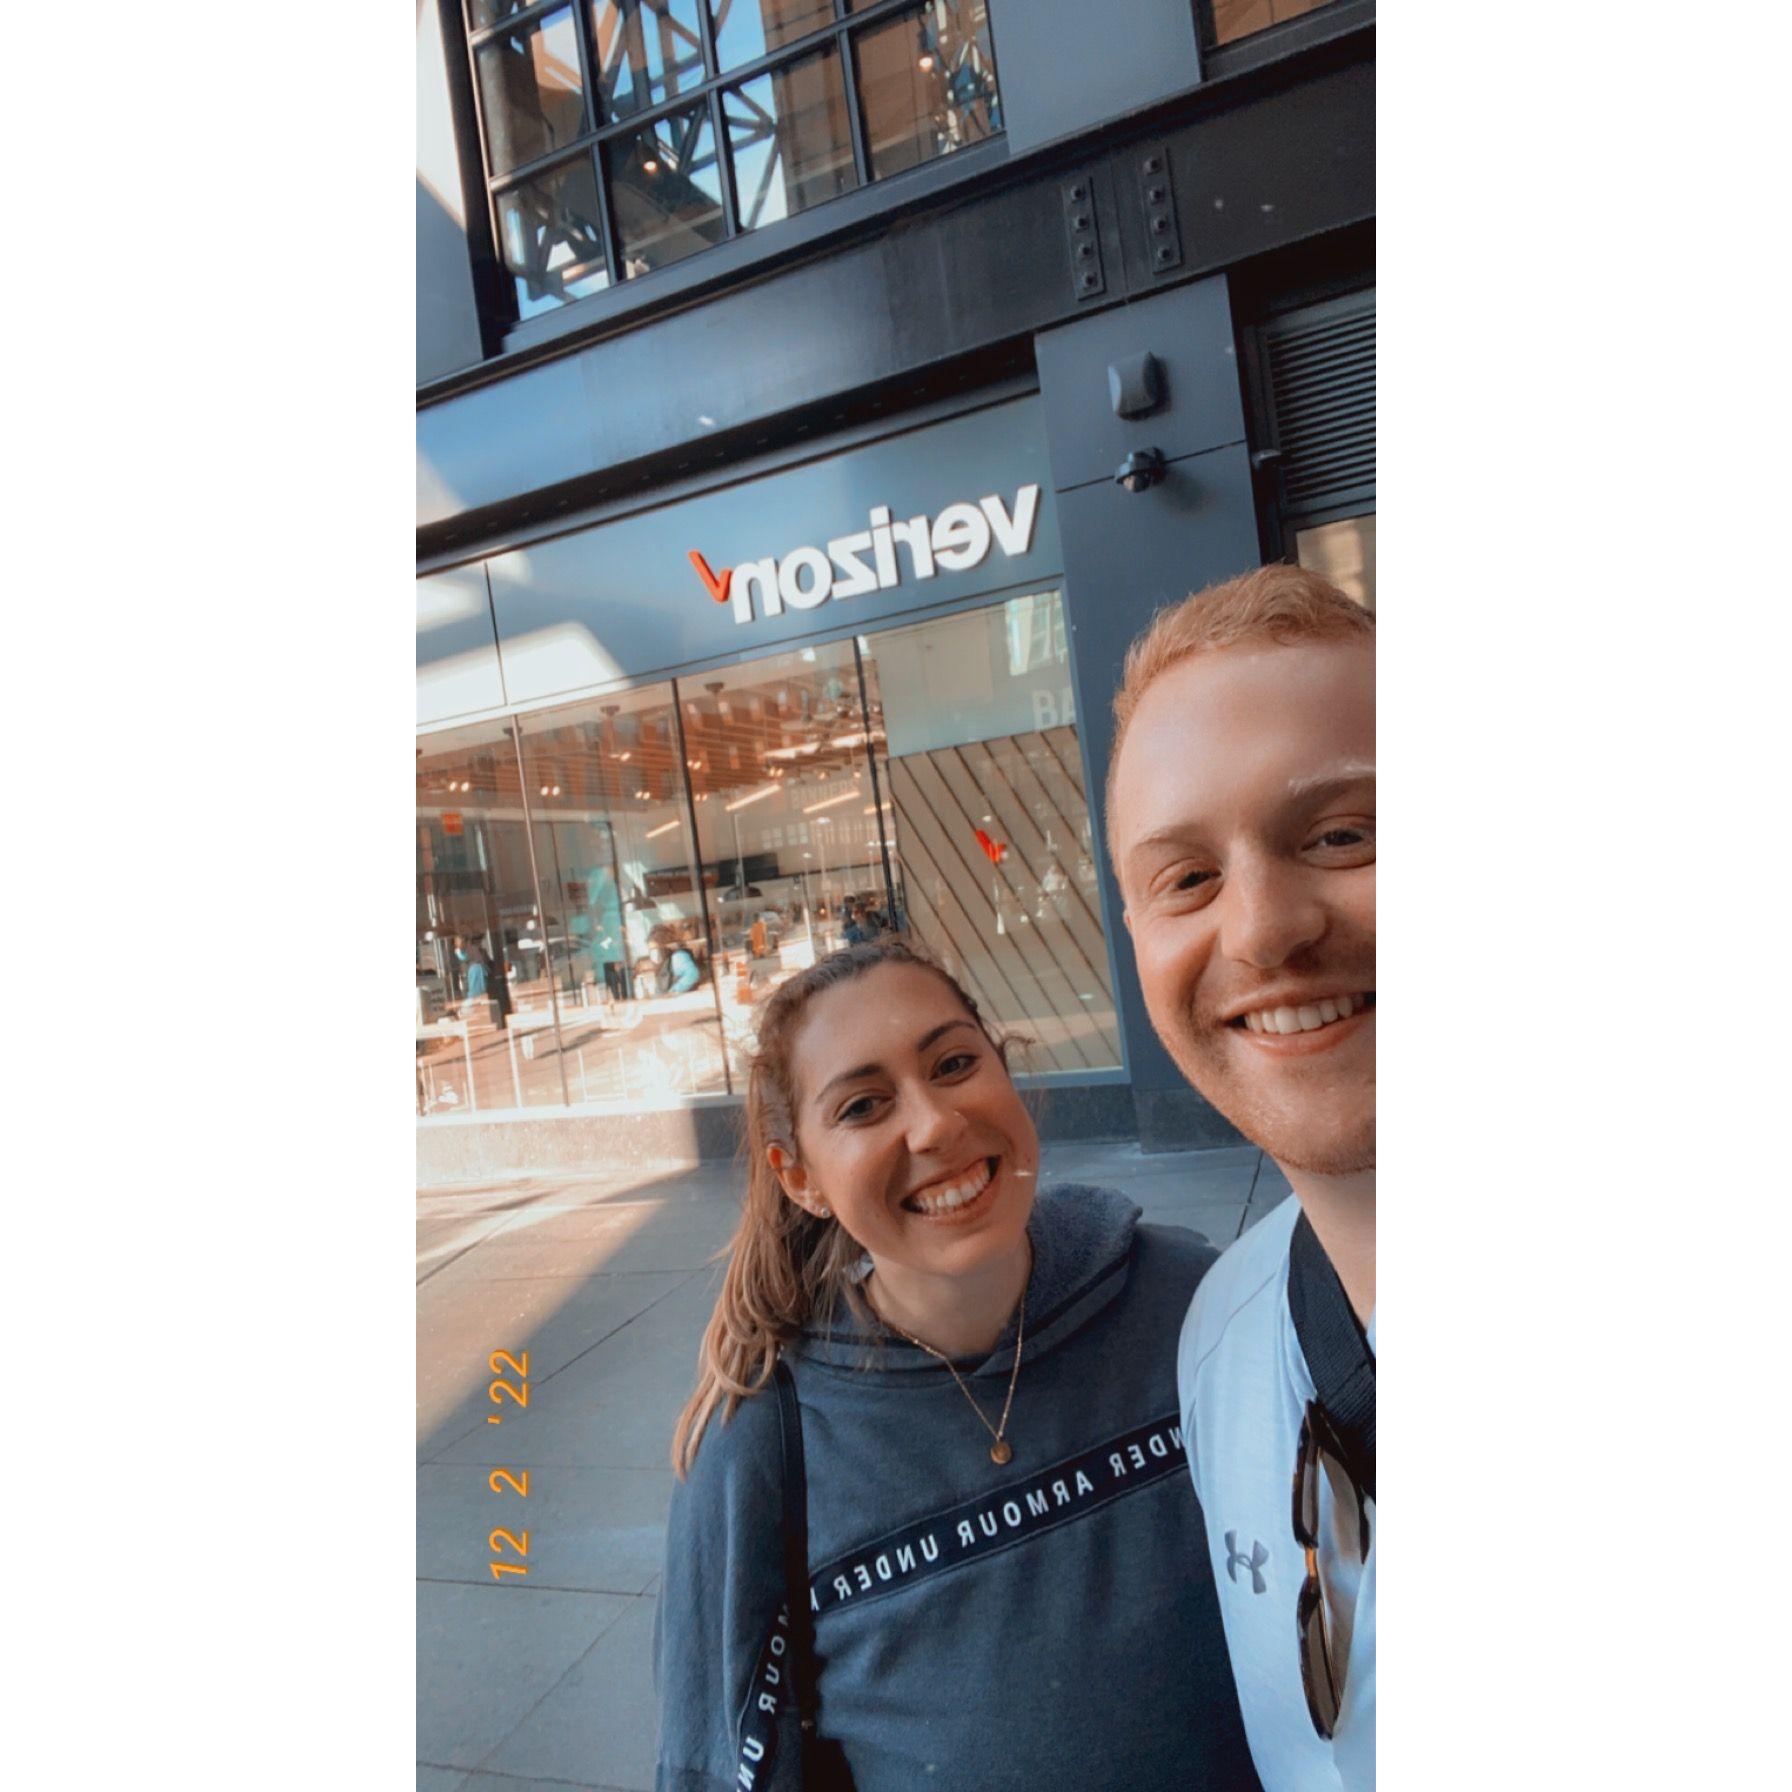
[460,0,1003,328]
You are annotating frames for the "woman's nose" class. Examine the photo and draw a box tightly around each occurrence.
[904,1086,969,1154]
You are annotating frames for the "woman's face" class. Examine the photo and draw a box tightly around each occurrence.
[776,963,1038,1283]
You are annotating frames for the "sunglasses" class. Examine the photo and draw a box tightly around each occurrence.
[1292,1400,1371,1740]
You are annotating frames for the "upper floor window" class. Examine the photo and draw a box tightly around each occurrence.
[465,0,1004,323]
[1198,1,1340,50]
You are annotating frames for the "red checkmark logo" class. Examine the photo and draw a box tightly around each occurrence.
[688,549,733,606]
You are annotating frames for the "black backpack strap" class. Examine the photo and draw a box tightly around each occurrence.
[1287,1211,1376,1504]
[772,1359,820,1739]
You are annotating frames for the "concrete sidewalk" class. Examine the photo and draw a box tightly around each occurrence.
[417,1142,1293,1792]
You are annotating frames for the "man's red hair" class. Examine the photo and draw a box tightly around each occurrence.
[1105,564,1373,862]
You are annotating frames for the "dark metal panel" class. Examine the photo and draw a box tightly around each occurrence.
[1039,268,1265,1120]
[417,564,506,726]
[990,0,1202,158]
[1110,59,1375,294]
[1033,275,1247,493]
[483,397,1063,706]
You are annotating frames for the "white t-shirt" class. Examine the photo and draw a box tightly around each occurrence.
[1178,1196,1375,1791]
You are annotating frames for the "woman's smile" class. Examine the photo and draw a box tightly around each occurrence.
[901,1154,1001,1220]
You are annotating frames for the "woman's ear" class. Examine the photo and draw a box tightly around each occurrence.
[766,1144,831,1220]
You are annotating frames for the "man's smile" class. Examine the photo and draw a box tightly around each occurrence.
[1227,991,1375,1035]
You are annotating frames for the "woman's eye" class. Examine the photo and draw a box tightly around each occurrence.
[837,1094,879,1123]
[936,1051,978,1077]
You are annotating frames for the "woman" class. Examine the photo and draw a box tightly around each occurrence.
[655,937,1257,1792]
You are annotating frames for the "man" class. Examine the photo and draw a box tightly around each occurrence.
[1106,565,1375,1790]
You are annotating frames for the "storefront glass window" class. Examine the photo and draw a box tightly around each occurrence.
[861,591,1123,1073]
[417,721,572,1116]
[1295,512,1375,610]
[476,5,589,176]
[725,42,859,231]
[852,0,1001,181]
[514,685,733,1105]
[419,580,1119,1123]
[679,642,894,1080]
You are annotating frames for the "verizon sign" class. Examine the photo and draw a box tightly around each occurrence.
[690,484,1042,626]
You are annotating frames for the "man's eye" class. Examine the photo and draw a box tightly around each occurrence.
[1308,822,1375,855]
[1174,868,1217,891]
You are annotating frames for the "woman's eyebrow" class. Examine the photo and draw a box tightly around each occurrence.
[810,1020,980,1107]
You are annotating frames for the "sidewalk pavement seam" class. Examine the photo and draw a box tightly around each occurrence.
[421,1266,712,1465]
[418,1574,655,1598]
[420,1760,638,1792]
[463,1590,656,1787]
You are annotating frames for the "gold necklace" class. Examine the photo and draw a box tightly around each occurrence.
[876,1270,1029,1465]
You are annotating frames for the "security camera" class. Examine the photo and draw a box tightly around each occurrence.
[1113,447,1167,494]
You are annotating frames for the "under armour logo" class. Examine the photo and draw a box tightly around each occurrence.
[1224,1532,1269,1594]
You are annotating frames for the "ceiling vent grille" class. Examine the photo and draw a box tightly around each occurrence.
[1265,289,1376,521]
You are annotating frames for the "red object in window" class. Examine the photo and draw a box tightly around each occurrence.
[973,827,1008,865]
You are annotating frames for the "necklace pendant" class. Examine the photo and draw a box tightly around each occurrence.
[989,1439,1013,1465]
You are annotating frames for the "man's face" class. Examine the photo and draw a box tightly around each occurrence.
[1112,638,1375,1176]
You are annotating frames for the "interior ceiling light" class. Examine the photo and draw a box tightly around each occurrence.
[803,788,860,815]
[646,819,679,839]
[726,783,780,813]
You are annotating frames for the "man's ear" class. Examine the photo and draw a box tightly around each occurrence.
[1122,903,1134,935]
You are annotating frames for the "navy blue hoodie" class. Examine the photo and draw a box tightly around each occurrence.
[654,1184,1260,1791]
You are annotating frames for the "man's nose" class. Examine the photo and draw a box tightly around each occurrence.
[1217,855,1328,970]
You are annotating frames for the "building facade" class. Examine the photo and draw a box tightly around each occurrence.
[416,0,1375,1179]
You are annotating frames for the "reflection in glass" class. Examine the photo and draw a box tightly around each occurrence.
[680,643,894,1082]
[710,0,836,73]
[853,0,1001,181]
[607,103,727,276]
[590,0,707,120]
[417,722,571,1114]
[725,43,857,231]
[1206,0,1334,50]
[1295,513,1376,611]
[516,687,732,1104]
[862,592,1122,1072]
[495,154,611,318]
[476,5,587,176]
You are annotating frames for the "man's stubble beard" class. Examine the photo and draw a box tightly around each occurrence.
[1161,1019,1375,1178]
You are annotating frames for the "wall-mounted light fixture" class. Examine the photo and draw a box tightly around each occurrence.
[1113,447,1167,494]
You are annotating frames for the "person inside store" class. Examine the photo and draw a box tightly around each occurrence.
[649,925,703,997]
[454,934,490,1014]
[653,935,1259,1792]
[1106,564,1375,1791]
[840,898,868,946]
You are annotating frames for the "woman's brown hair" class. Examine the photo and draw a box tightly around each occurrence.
[670,935,1003,1478]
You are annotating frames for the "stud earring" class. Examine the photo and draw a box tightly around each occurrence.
[815,1203,832,1219]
